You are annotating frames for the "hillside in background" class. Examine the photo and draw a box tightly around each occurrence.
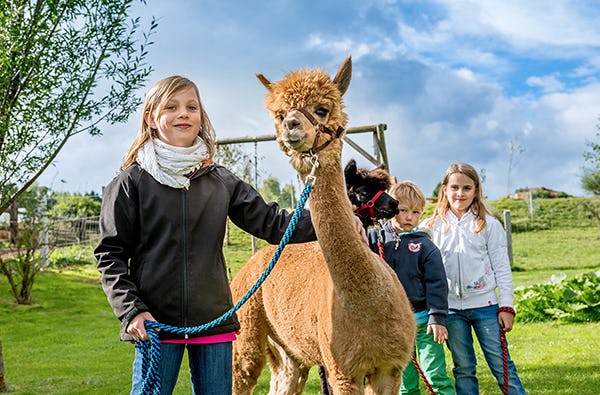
[226,196,600,278]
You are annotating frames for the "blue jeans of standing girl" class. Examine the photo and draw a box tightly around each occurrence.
[131,342,232,395]
[446,305,526,395]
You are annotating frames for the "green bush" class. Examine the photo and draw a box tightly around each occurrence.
[49,245,96,267]
[515,271,600,323]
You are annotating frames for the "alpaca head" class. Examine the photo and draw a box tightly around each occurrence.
[344,159,399,228]
[257,56,352,173]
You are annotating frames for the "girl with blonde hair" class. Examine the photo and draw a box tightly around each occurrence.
[96,75,318,394]
[423,162,526,395]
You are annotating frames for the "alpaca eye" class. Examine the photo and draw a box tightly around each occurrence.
[275,114,284,122]
[315,108,329,118]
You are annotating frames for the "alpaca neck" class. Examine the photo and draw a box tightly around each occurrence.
[301,147,384,291]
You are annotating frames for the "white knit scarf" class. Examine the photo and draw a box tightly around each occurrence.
[136,137,209,189]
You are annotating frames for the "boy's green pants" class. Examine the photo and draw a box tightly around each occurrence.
[400,321,455,395]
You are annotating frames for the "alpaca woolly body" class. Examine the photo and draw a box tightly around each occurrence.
[232,56,415,395]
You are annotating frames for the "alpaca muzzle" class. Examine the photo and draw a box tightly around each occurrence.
[284,107,344,154]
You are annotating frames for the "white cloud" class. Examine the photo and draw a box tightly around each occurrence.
[455,68,477,83]
[526,74,565,93]
[438,0,600,49]
[573,56,600,77]
[538,83,600,142]
[35,0,600,202]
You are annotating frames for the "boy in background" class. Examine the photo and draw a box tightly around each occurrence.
[368,181,454,395]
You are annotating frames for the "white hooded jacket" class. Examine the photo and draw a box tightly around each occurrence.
[422,210,515,310]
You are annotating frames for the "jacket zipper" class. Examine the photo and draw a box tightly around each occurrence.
[182,189,189,337]
[457,252,463,309]
[456,222,463,309]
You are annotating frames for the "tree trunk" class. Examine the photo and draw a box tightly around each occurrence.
[0,340,6,391]
[8,202,18,244]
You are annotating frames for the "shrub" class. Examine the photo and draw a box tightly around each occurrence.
[49,245,96,267]
[515,271,600,323]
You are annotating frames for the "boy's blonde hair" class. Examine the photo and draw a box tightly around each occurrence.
[389,181,426,212]
[121,75,216,170]
[426,162,490,233]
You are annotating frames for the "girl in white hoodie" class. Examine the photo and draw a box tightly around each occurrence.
[423,163,526,395]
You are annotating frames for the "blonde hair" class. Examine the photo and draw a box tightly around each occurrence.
[389,181,426,212]
[121,75,216,170]
[426,162,489,233]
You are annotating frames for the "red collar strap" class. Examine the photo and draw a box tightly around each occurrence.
[354,190,386,221]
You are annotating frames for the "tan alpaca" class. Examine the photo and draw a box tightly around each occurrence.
[231,56,416,395]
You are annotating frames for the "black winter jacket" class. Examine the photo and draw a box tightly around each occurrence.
[95,163,317,341]
[367,222,448,326]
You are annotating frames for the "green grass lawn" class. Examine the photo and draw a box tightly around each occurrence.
[1,199,600,394]
[511,228,600,272]
[1,267,599,394]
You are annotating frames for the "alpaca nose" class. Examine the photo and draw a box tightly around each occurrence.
[284,117,301,131]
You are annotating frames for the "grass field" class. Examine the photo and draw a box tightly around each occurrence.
[1,197,599,394]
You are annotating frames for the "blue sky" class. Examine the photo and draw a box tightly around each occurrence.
[38,0,600,200]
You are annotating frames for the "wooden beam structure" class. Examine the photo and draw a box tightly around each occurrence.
[216,124,389,169]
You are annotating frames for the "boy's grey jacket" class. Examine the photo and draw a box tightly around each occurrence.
[95,163,316,341]
[367,222,448,326]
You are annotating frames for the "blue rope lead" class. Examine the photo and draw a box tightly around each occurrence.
[136,180,315,395]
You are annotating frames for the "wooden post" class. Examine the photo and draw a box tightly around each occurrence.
[503,210,514,266]
[251,141,258,254]
[40,194,49,267]
[0,340,6,391]
[528,191,534,221]
[374,123,389,170]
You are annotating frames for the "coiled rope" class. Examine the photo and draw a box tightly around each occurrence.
[497,306,516,395]
[135,177,315,395]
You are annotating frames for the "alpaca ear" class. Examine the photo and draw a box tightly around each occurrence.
[344,159,358,185]
[333,55,352,96]
[256,73,272,90]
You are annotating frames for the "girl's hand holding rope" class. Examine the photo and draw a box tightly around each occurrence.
[128,311,156,341]
[498,311,515,332]
[498,306,516,332]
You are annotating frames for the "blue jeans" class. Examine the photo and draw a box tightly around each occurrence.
[446,305,526,395]
[131,342,232,395]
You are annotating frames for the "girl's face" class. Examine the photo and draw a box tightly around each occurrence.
[443,172,476,218]
[146,87,201,147]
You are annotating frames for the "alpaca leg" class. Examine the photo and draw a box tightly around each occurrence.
[322,367,364,395]
[232,293,270,395]
[328,378,364,395]
[232,333,268,395]
[364,369,402,395]
[318,365,333,395]
[267,337,309,395]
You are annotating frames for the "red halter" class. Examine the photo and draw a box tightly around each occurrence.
[353,190,386,221]
[293,107,344,154]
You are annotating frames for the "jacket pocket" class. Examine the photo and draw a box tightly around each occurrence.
[461,260,495,294]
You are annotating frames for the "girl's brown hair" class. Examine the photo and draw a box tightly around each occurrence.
[121,75,216,170]
[426,162,489,233]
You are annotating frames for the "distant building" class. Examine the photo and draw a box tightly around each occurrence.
[511,187,570,199]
